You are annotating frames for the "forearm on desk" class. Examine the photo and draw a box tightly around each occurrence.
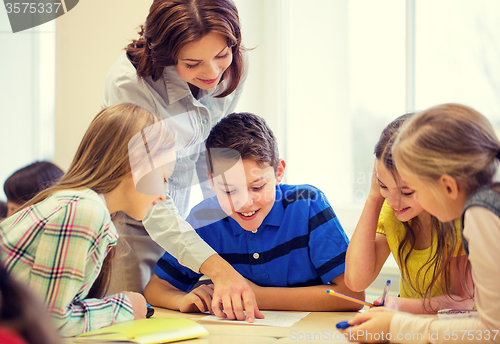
[250,278,365,312]
[144,274,187,310]
[395,294,475,314]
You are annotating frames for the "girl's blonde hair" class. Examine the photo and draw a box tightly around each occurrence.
[25,103,170,206]
[376,113,468,311]
[22,103,171,298]
[393,103,500,194]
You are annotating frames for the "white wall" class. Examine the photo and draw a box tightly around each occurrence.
[0,13,55,200]
[54,0,151,169]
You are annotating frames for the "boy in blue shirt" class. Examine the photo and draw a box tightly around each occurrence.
[144,113,364,313]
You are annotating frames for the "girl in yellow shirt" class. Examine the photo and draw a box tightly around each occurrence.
[345,113,473,314]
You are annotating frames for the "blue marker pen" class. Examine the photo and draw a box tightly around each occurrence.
[146,303,154,318]
[336,321,352,330]
[380,280,391,307]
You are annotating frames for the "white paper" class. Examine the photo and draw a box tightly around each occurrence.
[197,311,310,327]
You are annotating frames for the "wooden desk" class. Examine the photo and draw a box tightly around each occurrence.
[153,308,361,344]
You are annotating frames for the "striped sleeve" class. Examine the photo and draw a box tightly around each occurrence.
[27,194,133,336]
[307,189,349,283]
[154,250,203,292]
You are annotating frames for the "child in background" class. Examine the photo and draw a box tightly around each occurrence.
[345,114,473,313]
[0,103,174,336]
[0,264,62,344]
[0,201,7,221]
[341,103,500,343]
[4,161,64,217]
[145,112,364,313]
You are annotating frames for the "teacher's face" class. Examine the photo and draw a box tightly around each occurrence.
[175,32,233,91]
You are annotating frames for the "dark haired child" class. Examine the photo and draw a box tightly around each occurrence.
[0,264,62,344]
[4,161,63,217]
[145,112,364,312]
[0,201,7,221]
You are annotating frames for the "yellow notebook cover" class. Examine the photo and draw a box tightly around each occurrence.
[75,318,208,343]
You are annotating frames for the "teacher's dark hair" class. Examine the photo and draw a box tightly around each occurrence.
[126,0,244,98]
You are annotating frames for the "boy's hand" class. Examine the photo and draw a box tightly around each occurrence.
[338,307,396,343]
[177,284,214,313]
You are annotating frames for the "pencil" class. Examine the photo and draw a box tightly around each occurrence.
[326,289,374,308]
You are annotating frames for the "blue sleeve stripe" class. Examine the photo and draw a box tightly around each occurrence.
[287,276,323,287]
[282,189,316,210]
[316,252,346,276]
[156,258,201,288]
[220,234,309,265]
[309,207,336,233]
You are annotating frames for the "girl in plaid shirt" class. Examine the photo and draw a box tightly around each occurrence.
[0,103,173,336]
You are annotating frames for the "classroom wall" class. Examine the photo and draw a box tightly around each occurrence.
[55,1,151,169]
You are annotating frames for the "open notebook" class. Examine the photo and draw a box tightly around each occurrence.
[71,318,208,344]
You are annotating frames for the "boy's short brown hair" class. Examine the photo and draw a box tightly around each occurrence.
[205,113,279,175]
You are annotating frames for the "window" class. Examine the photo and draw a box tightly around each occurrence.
[0,14,56,200]
[231,0,500,278]
[414,0,500,118]
[233,0,500,235]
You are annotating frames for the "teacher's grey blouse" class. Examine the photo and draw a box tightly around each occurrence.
[102,52,247,273]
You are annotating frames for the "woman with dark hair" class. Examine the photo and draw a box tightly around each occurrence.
[4,161,64,217]
[102,0,262,322]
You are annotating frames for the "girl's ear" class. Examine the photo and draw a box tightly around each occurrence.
[439,174,459,200]
[275,159,286,184]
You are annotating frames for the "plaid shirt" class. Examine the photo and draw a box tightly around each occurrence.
[0,189,133,336]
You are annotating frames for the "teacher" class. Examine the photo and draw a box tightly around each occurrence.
[102,0,261,322]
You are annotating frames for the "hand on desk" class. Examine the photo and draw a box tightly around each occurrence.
[338,307,396,343]
[178,284,214,314]
[123,291,148,319]
[210,269,265,323]
[200,254,264,323]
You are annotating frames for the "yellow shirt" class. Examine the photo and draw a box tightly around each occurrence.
[376,201,463,298]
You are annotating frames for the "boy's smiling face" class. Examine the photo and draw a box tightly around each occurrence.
[209,158,285,231]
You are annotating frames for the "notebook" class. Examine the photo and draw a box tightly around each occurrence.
[73,318,208,343]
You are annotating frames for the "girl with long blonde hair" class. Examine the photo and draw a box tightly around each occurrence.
[0,103,174,336]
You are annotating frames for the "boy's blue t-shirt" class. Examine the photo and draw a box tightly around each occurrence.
[154,184,349,291]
